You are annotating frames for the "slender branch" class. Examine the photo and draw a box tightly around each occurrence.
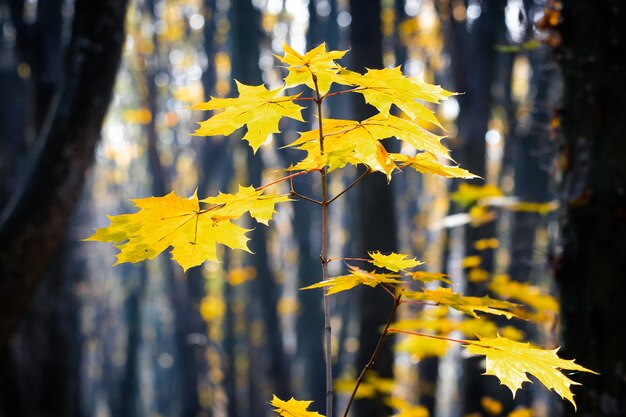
[290,174,322,205]
[322,87,360,99]
[290,190,322,206]
[342,290,404,417]
[327,168,371,205]
[327,257,371,263]
[380,284,397,300]
[312,73,333,417]
[255,170,315,191]
[293,96,316,101]
[386,328,469,345]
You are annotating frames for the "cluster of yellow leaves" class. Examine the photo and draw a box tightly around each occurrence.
[86,186,289,270]
[194,43,473,181]
[301,265,403,295]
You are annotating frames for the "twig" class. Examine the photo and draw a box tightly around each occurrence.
[327,168,371,205]
[386,328,469,345]
[342,290,404,417]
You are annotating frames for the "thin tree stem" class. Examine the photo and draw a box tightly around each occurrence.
[342,291,404,417]
[313,73,333,417]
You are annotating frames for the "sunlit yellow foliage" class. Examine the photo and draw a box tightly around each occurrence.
[227,267,256,286]
[86,187,289,270]
[465,336,597,409]
[288,115,451,180]
[461,255,482,268]
[489,275,560,316]
[387,397,430,417]
[369,251,423,272]
[302,265,403,295]
[200,295,226,321]
[452,183,504,208]
[392,152,479,179]
[474,238,500,251]
[278,43,348,95]
[404,287,521,319]
[468,268,489,283]
[409,271,452,284]
[480,397,503,416]
[270,396,325,417]
[122,108,152,125]
[193,82,305,152]
[339,66,453,126]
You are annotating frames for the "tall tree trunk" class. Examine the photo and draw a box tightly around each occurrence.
[555,1,626,416]
[0,0,128,354]
[350,2,396,417]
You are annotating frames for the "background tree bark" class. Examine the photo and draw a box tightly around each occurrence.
[555,1,626,416]
[0,0,129,354]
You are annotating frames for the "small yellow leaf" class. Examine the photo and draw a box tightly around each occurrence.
[270,395,325,417]
[409,271,452,284]
[474,238,500,251]
[461,255,482,268]
[468,268,489,283]
[338,66,454,126]
[480,396,503,416]
[227,267,256,286]
[392,152,478,179]
[369,251,423,272]
[277,43,350,95]
[464,335,597,409]
[193,82,305,152]
[404,287,521,319]
[301,265,403,295]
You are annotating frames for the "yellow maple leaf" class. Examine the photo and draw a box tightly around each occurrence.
[86,189,289,271]
[338,66,454,126]
[288,115,450,180]
[301,265,403,295]
[392,152,478,179]
[193,82,305,152]
[369,251,423,272]
[201,185,291,225]
[277,43,349,95]
[404,287,521,319]
[409,271,452,284]
[464,335,597,409]
[270,395,325,417]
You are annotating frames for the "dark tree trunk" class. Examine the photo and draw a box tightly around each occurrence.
[555,1,626,416]
[350,2,396,417]
[0,0,128,354]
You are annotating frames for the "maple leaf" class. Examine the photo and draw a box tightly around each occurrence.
[301,265,403,295]
[192,82,305,152]
[409,271,452,284]
[202,185,291,225]
[404,287,521,319]
[270,395,325,417]
[277,43,349,95]
[392,152,478,179]
[464,335,597,409]
[288,114,450,180]
[86,188,289,271]
[338,66,454,126]
[369,251,423,272]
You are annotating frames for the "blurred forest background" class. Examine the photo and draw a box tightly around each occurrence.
[1,1,625,417]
